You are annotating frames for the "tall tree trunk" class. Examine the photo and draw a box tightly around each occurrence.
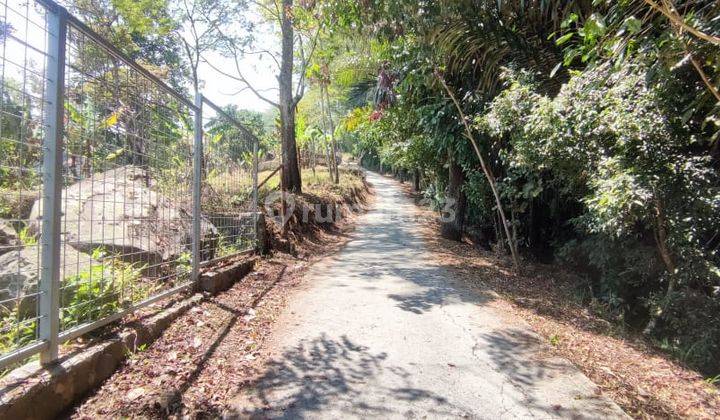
[414,169,421,191]
[644,193,678,335]
[319,85,337,180]
[441,157,467,241]
[324,141,333,176]
[511,206,518,251]
[654,196,677,276]
[310,138,316,176]
[279,0,301,192]
[436,72,520,270]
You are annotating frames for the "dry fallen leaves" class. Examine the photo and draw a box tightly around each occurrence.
[398,182,720,419]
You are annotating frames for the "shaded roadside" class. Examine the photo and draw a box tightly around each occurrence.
[397,179,720,418]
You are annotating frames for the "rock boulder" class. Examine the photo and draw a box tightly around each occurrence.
[0,245,106,316]
[0,221,20,257]
[28,165,218,269]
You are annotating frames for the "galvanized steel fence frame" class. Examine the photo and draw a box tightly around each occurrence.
[0,0,260,369]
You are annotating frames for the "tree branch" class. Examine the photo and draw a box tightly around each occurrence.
[293,25,321,105]
[239,48,282,70]
[685,48,720,102]
[202,55,280,108]
[644,0,720,46]
[434,70,520,271]
[249,0,281,21]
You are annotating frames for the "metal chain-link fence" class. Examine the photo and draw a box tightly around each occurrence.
[0,0,259,369]
[199,96,259,269]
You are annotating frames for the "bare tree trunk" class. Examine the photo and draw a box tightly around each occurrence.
[414,169,421,191]
[436,72,520,270]
[311,138,316,176]
[644,193,678,335]
[493,210,501,247]
[511,207,518,251]
[324,142,333,176]
[441,156,467,241]
[654,197,677,276]
[319,86,336,179]
[279,0,301,192]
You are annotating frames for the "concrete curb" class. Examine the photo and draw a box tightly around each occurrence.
[0,256,258,420]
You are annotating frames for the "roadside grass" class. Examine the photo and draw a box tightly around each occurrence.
[257,165,365,202]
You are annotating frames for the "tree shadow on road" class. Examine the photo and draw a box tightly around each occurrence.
[383,266,496,314]
[477,327,626,418]
[225,333,468,419]
[324,228,498,316]
[480,328,570,387]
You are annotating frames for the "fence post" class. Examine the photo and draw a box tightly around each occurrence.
[191,93,203,284]
[39,5,67,365]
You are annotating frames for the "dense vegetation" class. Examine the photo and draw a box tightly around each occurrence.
[298,0,720,376]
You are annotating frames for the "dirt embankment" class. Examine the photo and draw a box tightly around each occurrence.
[266,167,370,255]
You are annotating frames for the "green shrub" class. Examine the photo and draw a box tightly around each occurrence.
[60,249,146,331]
[474,63,720,374]
[0,306,38,356]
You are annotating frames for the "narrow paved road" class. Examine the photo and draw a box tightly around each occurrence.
[231,171,626,419]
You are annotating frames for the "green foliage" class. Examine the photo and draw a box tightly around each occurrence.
[0,250,148,370]
[215,233,251,259]
[1,0,717,379]
[68,0,185,85]
[654,289,720,372]
[112,0,175,37]
[0,306,37,359]
[205,105,271,165]
[328,0,720,375]
[17,226,37,247]
[0,79,43,191]
[60,248,147,331]
[176,251,193,275]
[61,265,123,330]
[476,61,720,373]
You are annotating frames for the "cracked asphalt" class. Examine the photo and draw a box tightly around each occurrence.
[230,171,628,419]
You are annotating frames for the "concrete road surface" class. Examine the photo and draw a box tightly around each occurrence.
[230,171,627,419]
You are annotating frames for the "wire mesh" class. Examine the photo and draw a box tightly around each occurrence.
[0,0,49,361]
[0,0,259,370]
[200,98,257,266]
[56,18,196,334]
